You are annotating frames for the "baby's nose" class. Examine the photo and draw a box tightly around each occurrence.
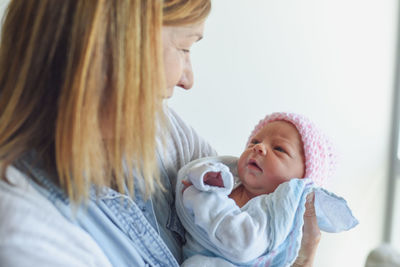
[253,143,267,155]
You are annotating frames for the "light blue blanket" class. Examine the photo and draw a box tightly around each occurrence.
[175,156,359,267]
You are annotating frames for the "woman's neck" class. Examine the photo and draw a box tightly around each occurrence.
[228,184,254,208]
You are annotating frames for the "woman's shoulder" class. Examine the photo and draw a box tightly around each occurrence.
[0,165,53,214]
[163,105,195,138]
[161,106,217,166]
[0,166,112,267]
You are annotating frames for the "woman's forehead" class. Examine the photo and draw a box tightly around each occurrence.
[163,23,204,41]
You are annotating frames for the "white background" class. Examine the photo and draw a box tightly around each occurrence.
[0,0,398,266]
[169,1,398,267]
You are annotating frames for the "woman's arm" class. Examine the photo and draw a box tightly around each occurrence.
[291,193,321,267]
[0,174,112,267]
[0,215,112,267]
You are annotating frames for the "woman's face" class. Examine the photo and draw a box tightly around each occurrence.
[162,22,205,98]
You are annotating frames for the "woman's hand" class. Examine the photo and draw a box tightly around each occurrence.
[292,192,321,267]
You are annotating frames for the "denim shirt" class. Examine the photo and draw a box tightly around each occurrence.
[18,156,181,267]
[1,107,216,267]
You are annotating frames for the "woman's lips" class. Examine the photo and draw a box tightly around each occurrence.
[248,159,262,172]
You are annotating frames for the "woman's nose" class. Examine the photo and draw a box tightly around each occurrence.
[253,143,267,155]
[177,59,193,90]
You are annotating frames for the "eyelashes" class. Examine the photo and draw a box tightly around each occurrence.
[250,139,259,145]
[274,146,287,154]
[249,141,288,155]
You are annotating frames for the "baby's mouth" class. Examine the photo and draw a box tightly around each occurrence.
[248,159,263,172]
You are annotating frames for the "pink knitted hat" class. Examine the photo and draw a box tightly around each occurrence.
[247,112,336,187]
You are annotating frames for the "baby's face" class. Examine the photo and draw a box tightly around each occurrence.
[237,121,305,197]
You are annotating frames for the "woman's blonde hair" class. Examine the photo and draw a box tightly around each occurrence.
[163,0,211,26]
[0,0,210,202]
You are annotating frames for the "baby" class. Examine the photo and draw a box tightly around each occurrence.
[175,112,359,267]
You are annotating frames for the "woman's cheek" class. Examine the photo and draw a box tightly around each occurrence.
[166,52,184,89]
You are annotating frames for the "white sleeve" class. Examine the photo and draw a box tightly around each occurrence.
[186,161,234,195]
[182,186,270,264]
[0,167,112,267]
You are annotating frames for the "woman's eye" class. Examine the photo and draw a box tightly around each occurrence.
[181,49,190,53]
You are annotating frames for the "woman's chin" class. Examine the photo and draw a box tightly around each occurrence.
[163,88,174,99]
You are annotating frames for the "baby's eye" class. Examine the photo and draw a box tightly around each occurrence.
[247,139,259,148]
[274,146,286,153]
[181,49,190,53]
[250,139,260,145]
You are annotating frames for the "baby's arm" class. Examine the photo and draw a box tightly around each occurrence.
[183,162,234,195]
[181,172,224,193]
[182,179,316,264]
[203,171,225,187]
[182,186,270,264]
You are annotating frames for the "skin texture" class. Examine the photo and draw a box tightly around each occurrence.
[102,24,204,138]
[162,23,205,97]
[238,121,305,196]
[229,121,305,207]
[292,192,321,267]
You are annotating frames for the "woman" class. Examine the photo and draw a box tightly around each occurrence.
[0,0,320,266]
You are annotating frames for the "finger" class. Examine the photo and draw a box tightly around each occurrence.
[181,180,193,193]
[182,180,192,186]
[304,192,316,217]
[306,191,314,204]
[302,192,321,244]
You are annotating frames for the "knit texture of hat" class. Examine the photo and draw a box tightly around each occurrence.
[247,112,336,187]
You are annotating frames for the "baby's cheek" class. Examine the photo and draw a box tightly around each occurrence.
[237,161,245,179]
[237,154,247,174]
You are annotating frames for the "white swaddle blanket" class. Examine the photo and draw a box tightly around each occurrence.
[175,156,359,267]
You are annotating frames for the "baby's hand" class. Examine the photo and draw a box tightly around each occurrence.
[182,180,193,193]
[203,171,224,188]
